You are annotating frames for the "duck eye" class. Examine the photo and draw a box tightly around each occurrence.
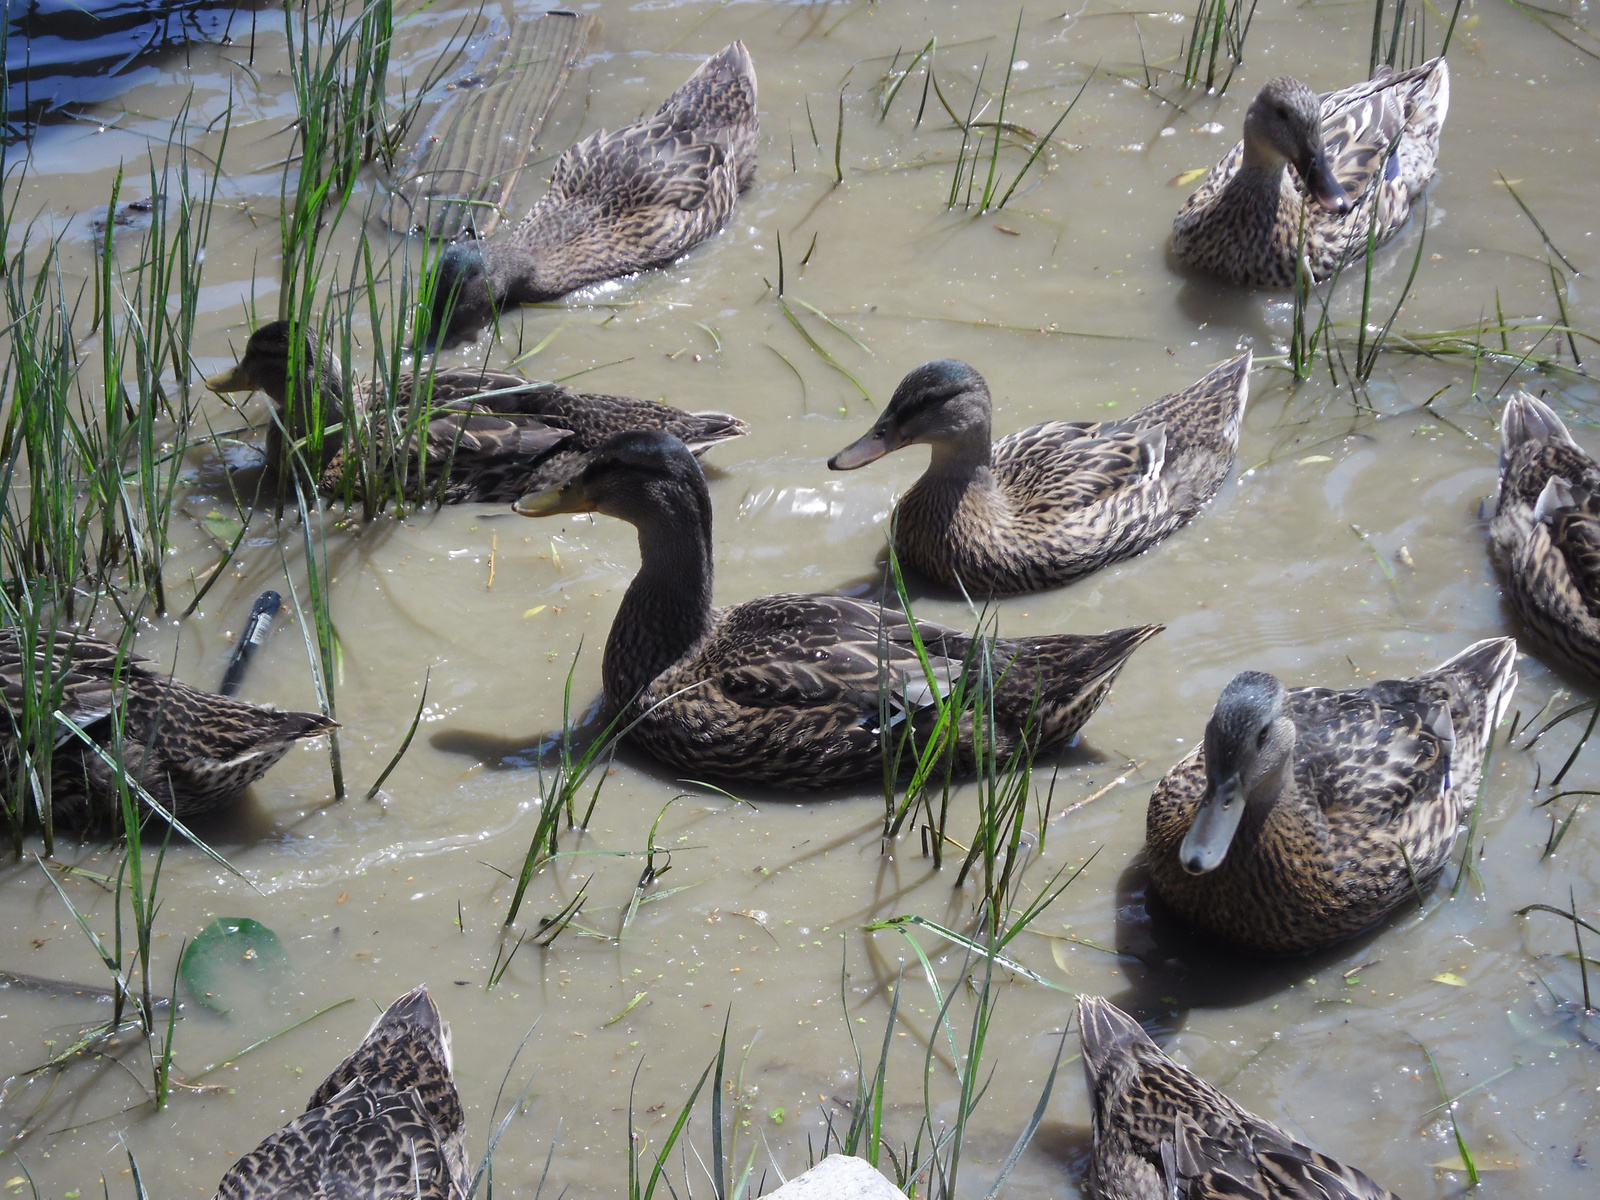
[1256,724,1271,749]
[1275,105,1289,120]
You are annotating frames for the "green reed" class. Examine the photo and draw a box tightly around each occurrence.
[1370,0,1468,74]
[1182,0,1259,95]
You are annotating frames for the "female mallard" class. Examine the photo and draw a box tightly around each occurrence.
[206,319,747,504]
[1078,995,1400,1200]
[0,627,335,831]
[424,41,759,348]
[827,355,1251,595]
[1171,58,1449,287]
[214,986,466,1200]
[514,430,1162,787]
[1145,638,1517,955]
[1491,392,1600,679]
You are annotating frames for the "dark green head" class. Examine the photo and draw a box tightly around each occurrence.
[829,359,992,470]
[423,241,497,352]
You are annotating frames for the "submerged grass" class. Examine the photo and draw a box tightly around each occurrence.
[1182,0,1260,95]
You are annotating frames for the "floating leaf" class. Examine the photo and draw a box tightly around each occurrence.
[1297,454,1333,465]
[523,605,548,619]
[1432,971,1467,987]
[181,918,290,1012]
[203,510,244,547]
[1168,167,1206,187]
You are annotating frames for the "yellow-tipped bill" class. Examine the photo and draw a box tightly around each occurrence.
[205,364,253,394]
[514,479,596,517]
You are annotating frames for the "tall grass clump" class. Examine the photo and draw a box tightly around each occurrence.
[1370,0,1469,74]
[1182,0,1260,95]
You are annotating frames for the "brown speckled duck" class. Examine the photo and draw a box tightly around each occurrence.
[0,627,334,831]
[1146,638,1517,955]
[514,430,1161,787]
[1079,995,1401,1200]
[1172,58,1449,287]
[213,986,466,1200]
[425,41,759,348]
[827,355,1251,595]
[207,319,746,505]
[1491,392,1600,679]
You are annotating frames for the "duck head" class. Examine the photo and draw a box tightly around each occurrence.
[829,359,992,470]
[515,429,713,540]
[1179,671,1296,874]
[1243,77,1349,215]
[422,240,497,353]
[206,319,298,406]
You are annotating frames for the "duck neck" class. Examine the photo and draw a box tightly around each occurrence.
[1233,139,1290,210]
[278,345,349,474]
[603,500,716,709]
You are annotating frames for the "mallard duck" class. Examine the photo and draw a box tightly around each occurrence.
[213,985,467,1200]
[424,41,759,349]
[1491,392,1600,679]
[514,430,1161,787]
[828,355,1251,595]
[1171,58,1449,287]
[1145,638,1517,955]
[0,627,335,831]
[206,319,747,504]
[1078,995,1400,1200]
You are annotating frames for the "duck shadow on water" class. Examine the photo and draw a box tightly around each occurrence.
[1103,852,1395,1039]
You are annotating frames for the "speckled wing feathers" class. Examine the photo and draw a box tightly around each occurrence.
[213,987,467,1200]
[1079,996,1401,1200]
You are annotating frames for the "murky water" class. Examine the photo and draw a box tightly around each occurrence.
[3,0,1600,1195]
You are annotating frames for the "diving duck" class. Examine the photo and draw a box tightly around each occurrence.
[1171,58,1449,287]
[515,430,1162,787]
[206,319,747,504]
[828,354,1251,595]
[1078,995,1400,1200]
[1145,638,1517,955]
[0,626,335,831]
[1491,392,1600,679]
[213,985,467,1200]
[424,41,759,349]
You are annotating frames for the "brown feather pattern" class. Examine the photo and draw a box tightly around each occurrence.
[1079,995,1401,1200]
[1490,391,1600,679]
[213,986,466,1200]
[0,628,335,831]
[1172,58,1448,287]
[1145,638,1517,954]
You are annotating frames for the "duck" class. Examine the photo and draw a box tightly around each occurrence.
[0,626,335,831]
[1491,392,1600,679]
[1171,58,1449,287]
[513,430,1162,787]
[828,354,1251,595]
[213,985,467,1200]
[206,319,747,505]
[423,41,759,349]
[1145,637,1517,955]
[1078,994,1401,1200]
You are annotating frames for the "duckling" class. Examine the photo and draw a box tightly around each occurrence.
[1172,58,1449,287]
[206,319,747,504]
[1491,392,1600,679]
[425,41,759,348]
[514,430,1162,787]
[213,986,467,1200]
[1145,638,1517,954]
[1078,995,1401,1200]
[0,627,335,831]
[828,355,1251,594]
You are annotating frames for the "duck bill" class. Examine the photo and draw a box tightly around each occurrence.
[828,429,897,471]
[205,364,253,394]
[1299,149,1348,214]
[514,480,596,518]
[1179,770,1245,874]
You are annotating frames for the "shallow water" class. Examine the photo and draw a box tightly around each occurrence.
[3,0,1600,1195]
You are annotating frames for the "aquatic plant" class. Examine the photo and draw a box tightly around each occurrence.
[1182,0,1260,95]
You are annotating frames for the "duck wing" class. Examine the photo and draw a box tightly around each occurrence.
[1286,684,1452,829]
[992,420,1166,514]
[1320,59,1444,205]
[1536,480,1600,615]
[656,40,759,187]
[0,629,142,736]
[547,114,728,220]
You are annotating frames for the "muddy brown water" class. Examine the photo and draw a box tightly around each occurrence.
[3,1,1600,1195]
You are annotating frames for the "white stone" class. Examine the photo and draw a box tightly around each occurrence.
[764,1155,908,1200]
